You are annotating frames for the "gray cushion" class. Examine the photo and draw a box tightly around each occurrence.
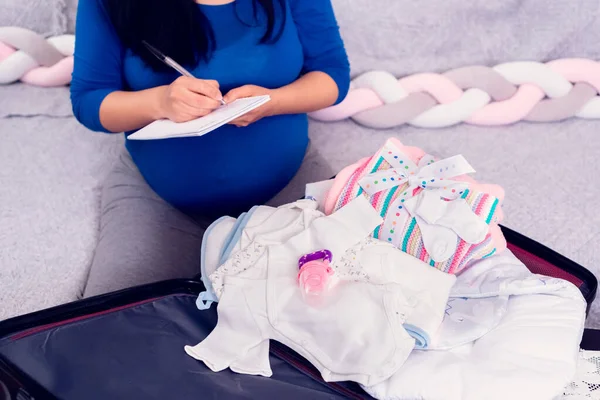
[0,84,72,118]
[0,116,123,321]
[0,0,67,36]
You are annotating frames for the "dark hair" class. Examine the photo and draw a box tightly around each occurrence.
[102,0,286,72]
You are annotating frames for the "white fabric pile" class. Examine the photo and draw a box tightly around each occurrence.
[186,189,586,400]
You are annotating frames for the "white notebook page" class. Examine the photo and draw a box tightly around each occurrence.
[128,95,271,140]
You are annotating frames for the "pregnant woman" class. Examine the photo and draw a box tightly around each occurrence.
[71,0,350,297]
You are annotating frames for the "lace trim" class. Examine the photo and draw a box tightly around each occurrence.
[209,242,266,299]
[559,350,600,399]
[331,237,390,281]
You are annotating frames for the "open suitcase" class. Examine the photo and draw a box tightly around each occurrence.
[0,225,597,400]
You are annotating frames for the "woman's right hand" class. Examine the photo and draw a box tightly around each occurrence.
[158,76,223,123]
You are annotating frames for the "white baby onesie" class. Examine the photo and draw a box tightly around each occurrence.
[209,199,324,299]
[333,239,456,349]
[204,199,454,352]
[185,197,418,387]
[195,199,330,377]
[197,200,326,376]
[197,216,237,309]
[229,199,324,260]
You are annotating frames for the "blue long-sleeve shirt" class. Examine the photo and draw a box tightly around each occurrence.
[71,0,350,217]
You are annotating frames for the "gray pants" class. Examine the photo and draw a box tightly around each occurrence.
[83,151,207,297]
[83,143,332,298]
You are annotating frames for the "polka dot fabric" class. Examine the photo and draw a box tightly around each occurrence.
[330,138,506,274]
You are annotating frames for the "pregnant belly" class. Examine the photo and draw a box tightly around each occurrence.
[126,114,309,217]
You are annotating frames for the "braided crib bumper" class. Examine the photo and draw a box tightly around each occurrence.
[309,60,600,128]
[3,23,600,127]
[0,27,75,87]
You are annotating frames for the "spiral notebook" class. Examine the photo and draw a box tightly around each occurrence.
[128,95,271,140]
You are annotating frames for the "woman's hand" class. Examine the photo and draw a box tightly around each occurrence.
[223,72,340,128]
[158,76,224,123]
[223,85,279,127]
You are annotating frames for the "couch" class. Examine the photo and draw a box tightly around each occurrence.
[1,0,599,327]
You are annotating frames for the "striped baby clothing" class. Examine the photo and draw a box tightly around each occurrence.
[327,138,506,274]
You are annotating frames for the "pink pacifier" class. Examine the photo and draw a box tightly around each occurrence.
[297,249,335,302]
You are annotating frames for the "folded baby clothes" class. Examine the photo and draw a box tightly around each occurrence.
[324,138,506,274]
[197,198,455,352]
[362,251,586,400]
[335,237,456,349]
[197,215,238,310]
[197,200,323,309]
[186,197,438,386]
[209,200,324,300]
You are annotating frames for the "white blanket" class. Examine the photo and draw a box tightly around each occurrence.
[364,251,586,400]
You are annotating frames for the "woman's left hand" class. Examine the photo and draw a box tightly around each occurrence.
[224,85,279,127]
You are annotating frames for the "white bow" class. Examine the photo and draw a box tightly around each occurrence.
[358,142,489,262]
[359,147,474,201]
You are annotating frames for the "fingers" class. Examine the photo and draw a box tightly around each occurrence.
[229,115,247,127]
[170,77,221,113]
[163,77,225,123]
[179,76,223,101]
[171,113,197,123]
[205,80,220,89]
[180,88,221,111]
[178,101,212,118]
[224,85,255,103]
[171,102,210,123]
[169,92,215,122]
[229,111,262,127]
